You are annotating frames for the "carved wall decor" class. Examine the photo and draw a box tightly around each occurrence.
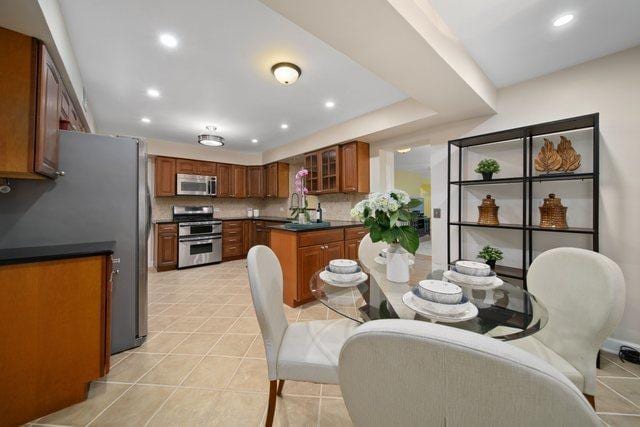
[557,136,581,172]
[534,139,562,172]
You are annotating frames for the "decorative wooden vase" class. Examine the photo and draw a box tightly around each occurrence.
[539,193,568,228]
[477,195,499,225]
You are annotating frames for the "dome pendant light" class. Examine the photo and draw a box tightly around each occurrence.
[271,62,301,85]
[198,126,225,147]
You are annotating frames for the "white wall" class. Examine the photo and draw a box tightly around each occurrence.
[373,46,640,346]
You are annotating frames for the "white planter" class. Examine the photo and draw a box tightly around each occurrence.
[386,243,410,283]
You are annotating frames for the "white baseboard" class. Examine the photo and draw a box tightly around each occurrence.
[601,336,640,355]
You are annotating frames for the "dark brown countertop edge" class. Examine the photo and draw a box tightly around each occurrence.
[268,221,364,232]
[0,241,115,266]
[153,216,294,224]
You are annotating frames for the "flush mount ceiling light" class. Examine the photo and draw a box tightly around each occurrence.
[397,148,412,154]
[271,62,301,85]
[198,126,225,147]
[553,14,574,27]
[146,88,160,98]
[159,33,178,48]
[141,117,151,123]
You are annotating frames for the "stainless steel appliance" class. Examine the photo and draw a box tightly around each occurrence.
[0,131,149,353]
[173,206,222,268]
[177,173,217,196]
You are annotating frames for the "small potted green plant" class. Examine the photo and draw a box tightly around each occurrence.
[477,245,503,270]
[475,159,501,180]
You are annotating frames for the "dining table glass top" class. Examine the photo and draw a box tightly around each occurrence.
[310,262,548,341]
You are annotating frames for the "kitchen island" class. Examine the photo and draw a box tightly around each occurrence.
[269,222,367,307]
[0,242,114,426]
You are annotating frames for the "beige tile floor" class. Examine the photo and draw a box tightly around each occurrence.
[28,259,640,426]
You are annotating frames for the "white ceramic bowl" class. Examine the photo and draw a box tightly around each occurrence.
[416,280,462,304]
[329,259,359,274]
[455,260,491,277]
[324,266,363,283]
[411,292,471,316]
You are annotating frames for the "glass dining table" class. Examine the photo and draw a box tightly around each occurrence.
[309,261,548,341]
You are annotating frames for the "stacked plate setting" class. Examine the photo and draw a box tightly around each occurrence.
[402,280,478,322]
[319,259,368,288]
[443,260,503,289]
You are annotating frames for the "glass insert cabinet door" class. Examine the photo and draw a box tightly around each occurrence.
[305,153,319,193]
[320,146,339,193]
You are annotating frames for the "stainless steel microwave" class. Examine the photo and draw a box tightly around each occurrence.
[176,174,217,196]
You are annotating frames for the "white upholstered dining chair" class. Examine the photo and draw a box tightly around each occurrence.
[357,233,387,269]
[509,247,625,408]
[339,319,602,427]
[246,245,358,426]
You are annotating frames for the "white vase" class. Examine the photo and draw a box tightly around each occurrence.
[386,242,410,283]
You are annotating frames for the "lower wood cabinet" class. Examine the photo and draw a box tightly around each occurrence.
[222,220,245,260]
[270,227,367,307]
[155,223,178,271]
[0,254,112,426]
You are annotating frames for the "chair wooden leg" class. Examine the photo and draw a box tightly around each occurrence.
[584,393,596,410]
[277,380,285,396]
[266,380,277,427]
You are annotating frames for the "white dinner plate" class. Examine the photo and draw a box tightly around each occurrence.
[319,270,368,288]
[374,256,415,266]
[402,292,478,323]
[443,270,503,290]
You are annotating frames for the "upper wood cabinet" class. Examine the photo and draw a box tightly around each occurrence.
[176,158,198,174]
[304,142,369,194]
[217,163,231,197]
[198,161,217,176]
[0,27,88,180]
[154,157,176,197]
[340,141,370,193]
[265,162,289,198]
[230,165,247,198]
[247,166,265,197]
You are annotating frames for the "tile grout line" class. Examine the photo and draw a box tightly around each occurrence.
[601,355,640,378]
[597,379,640,411]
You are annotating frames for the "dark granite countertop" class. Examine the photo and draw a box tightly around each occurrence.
[0,241,115,266]
[268,220,363,232]
[154,216,293,224]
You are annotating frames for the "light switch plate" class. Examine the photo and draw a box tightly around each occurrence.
[433,208,441,218]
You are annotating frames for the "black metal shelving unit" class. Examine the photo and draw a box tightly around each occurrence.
[447,114,599,288]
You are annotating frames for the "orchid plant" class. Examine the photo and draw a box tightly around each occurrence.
[290,168,310,222]
[350,190,421,254]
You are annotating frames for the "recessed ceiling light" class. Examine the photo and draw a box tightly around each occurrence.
[146,88,160,98]
[325,101,335,109]
[141,117,151,123]
[271,62,301,85]
[553,14,574,27]
[280,123,289,129]
[251,139,259,143]
[159,33,178,48]
[397,148,412,154]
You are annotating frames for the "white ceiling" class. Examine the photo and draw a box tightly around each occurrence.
[394,145,431,178]
[430,0,640,87]
[58,0,406,152]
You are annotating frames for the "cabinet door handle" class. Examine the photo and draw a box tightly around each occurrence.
[55,170,65,176]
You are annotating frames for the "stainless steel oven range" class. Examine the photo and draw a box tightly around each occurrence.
[173,206,222,268]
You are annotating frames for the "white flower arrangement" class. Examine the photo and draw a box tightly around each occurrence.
[351,190,420,254]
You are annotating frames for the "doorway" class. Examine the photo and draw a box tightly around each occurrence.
[393,145,432,270]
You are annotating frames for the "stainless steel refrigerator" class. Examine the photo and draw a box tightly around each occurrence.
[0,131,149,353]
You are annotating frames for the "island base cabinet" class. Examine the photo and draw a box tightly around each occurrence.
[0,255,111,427]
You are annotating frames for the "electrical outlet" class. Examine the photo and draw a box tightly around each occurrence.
[433,208,441,218]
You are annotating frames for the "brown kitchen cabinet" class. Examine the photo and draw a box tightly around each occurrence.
[247,165,265,197]
[340,141,370,193]
[304,145,341,194]
[217,163,231,197]
[154,223,178,271]
[344,226,368,261]
[176,159,217,176]
[154,157,177,197]
[270,226,359,307]
[222,220,244,260]
[0,252,113,426]
[1,27,88,180]
[198,161,217,176]
[231,165,247,198]
[265,162,290,198]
